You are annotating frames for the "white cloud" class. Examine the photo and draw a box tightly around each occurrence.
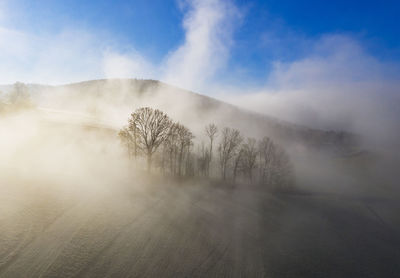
[102,50,155,80]
[0,0,239,88]
[222,35,400,146]
[1,0,399,148]
[0,27,104,84]
[161,0,239,92]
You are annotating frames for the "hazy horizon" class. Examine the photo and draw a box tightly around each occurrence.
[0,1,399,277]
[0,0,399,138]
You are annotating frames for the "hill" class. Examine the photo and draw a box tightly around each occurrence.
[2,79,358,156]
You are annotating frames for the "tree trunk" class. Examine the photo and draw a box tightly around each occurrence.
[133,128,137,159]
[207,138,213,177]
[147,153,152,172]
[178,148,183,177]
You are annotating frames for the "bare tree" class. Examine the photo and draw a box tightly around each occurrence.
[233,147,244,182]
[160,121,194,176]
[119,122,139,159]
[218,127,243,180]
[128,107,172,171]
[258,136,294,190]
[271,145,294,190]
[163,123,180,175]
[241,138,258,182]
[196,142,209,177]
[118,107,294,187]
[185,149,195,177]
[118,126,134,159]
[8,82,32,108]
[176,123,194,176]
[205,123,218,176]
[258,137,275,183]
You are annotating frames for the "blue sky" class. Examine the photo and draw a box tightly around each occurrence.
[0,0,399,138]
[2,0,399,85]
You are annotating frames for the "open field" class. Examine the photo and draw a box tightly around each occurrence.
[0,96,399,277]
[1,0,400,275]
[1,176,399,278]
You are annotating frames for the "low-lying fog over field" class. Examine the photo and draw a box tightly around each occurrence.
[0,79,399,278]
[1,0,400,277]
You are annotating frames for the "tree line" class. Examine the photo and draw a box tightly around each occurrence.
[0,82,34,114]
[119,107,294,190]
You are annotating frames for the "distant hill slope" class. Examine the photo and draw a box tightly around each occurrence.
[2,79,358,155]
